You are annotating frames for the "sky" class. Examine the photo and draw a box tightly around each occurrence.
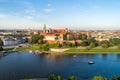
[0,0,120,30]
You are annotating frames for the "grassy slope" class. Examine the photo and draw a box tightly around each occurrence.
[16,44,40,52]
[16,44,120,53]
[64,46,120,53]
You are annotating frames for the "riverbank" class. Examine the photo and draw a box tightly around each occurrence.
[64,47,120,54]
[4,45,120,54]
[16,48,120,54]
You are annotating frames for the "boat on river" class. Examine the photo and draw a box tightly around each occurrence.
[29,51,33,53]
[73,55,77,57]
[88,61,94,64]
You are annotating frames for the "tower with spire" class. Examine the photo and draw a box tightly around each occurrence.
[43,24,46,33]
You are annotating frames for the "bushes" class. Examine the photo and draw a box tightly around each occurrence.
[48,75,77,80]
[0,46,3,51]
[0,39,3,46]
[93,76,107,80]
[101,44,108,48]
[67,76,77,80]
[48,75,120,80]
[86,46,91,50]
[89,42,95,48]
[28,34,44,44]
[80,41,89,47]
[48,74,63,80]
[39,43,49,51]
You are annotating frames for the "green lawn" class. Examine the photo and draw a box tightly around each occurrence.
[65,47,120,53]
[15,44,120,54]
[16,44,40,52]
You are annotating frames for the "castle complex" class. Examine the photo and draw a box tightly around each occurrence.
[40,25,91,44]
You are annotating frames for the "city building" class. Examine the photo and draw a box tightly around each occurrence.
[2,37,18,46]
[40,25,68,44]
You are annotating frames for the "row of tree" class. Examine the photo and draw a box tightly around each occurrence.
[63,33,88,40]
[28,34,120,50]
[28,34,44,44]
[48,74,120,80]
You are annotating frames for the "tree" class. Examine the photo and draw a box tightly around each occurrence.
[48,74,63,80]
[55,36,59,40]
[89,42,95,48]
[57,43,62,48]
[101,40,109,46]
[42,43,49,51]
[109,42,114,47]
[78,33,82,40]
[0,46,3,51]
[48,74,57,80]
[109,38,120,45]
[101,44,108,48]
[82,35,87,40]
[87,37,95,44]
[80,41,89,47]
[39,45,43,51]
[38,39,44,44]
[86,46,91,50]
[94,41,99,46]
[75,41,79,47]
[92,76,107,80]
[0,39,3,46]
[64,42,72,47]
[69,36,75,40]
[67,76,77,80]
[57,75,63,80]
[63,34,67,40]
[29,34,44,44]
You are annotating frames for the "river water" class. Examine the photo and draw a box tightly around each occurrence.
[0,52,120,80]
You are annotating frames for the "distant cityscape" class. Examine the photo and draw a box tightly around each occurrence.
[0,25,120,47]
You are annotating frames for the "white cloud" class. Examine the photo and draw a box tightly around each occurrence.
[0,14,6,18]
[25,9,37,16]
[15,1,36,15]
[44,8,54,13]
[83,5,99,13]
[26,16,33,20]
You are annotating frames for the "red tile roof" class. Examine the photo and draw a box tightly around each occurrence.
[44,34,55,36]
[51,29,67,34]
[41,32,55,36]
[67,33,79,37]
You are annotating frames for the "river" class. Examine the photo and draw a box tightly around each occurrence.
[0,52,120,80]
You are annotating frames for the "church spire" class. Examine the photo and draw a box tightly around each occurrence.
[43,24,46,33]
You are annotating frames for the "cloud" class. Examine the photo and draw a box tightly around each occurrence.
[44,8,54,13]
[10,1,38,17]
[14,1,36,14]
[25,9,37,16]
[26,16,33,20]
[83,5,99,13]
[0,14,6,18]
